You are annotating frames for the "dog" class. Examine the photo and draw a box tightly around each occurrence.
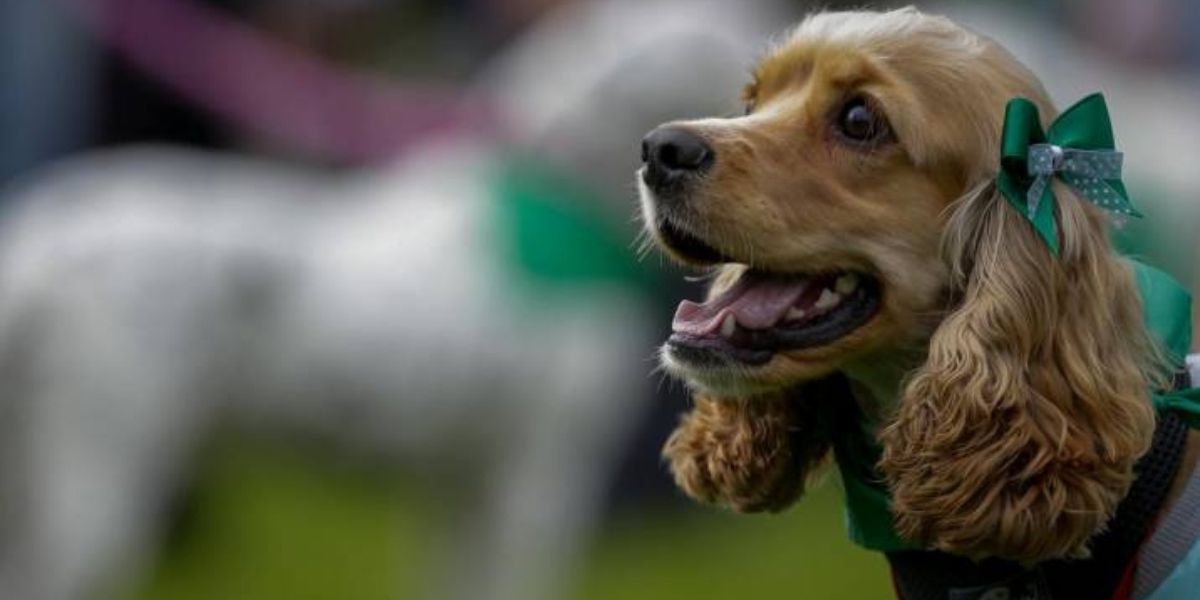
[637,8,1200,599]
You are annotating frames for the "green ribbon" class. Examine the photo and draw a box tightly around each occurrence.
[996,93,1141,255]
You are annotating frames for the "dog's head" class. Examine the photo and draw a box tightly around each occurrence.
[642,8,1164,563]
[639,8,1053,394]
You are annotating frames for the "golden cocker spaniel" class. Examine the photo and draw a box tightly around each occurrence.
[636,6,1200,569]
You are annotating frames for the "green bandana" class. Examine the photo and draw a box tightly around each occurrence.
[492,156,655,292]
[996,93,1140,255]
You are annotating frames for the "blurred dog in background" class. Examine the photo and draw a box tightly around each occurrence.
[0,1,780,598]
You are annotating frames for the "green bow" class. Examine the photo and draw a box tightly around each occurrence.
[996,93,1140,255]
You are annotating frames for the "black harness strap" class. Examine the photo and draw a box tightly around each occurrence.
[887,408,1189,600]
[1044,410,1188,598]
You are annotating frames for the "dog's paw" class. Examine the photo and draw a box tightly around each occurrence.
[662,395,807,513]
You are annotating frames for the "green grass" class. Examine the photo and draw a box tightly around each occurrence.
[126,438,435,600]
[128,437,890,600]
[579,486,889,600]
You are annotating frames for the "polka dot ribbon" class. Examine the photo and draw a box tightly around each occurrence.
[1026,144,1134,220]
[996,93,1140,255]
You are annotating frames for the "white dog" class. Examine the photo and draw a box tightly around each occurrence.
[0,1,780,598]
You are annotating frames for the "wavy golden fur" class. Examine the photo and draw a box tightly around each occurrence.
[644,8,1167,564]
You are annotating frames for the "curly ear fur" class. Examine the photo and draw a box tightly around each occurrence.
[664,392,833,513]
[879,181,1163,563]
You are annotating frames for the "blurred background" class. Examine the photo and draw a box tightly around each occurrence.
[1,1,1198,599]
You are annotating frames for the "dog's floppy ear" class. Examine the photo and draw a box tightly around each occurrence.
[664,394,810,513]
[879,181,1160,563]
[663,379,847,513]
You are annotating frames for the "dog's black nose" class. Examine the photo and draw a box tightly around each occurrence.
[641,126,713,190]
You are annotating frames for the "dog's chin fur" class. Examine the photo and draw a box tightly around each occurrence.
[659,337,886,398]
[659,347,824,398]
[649,7,1165,565]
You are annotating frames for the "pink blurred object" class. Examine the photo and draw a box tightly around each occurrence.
[1073,0,1181,64]
[62,0,499,163]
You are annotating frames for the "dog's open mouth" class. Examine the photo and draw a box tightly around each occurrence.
[667,269,882,366]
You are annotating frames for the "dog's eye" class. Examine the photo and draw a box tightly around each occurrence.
[835,98,889,144]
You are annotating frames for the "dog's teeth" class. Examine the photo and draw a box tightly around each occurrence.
[720,314,737,337]
[835,273,859,295]
[786,307,807,321]
[815,288,841,310]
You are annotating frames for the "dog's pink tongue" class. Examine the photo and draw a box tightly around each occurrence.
[672,273,813,335]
